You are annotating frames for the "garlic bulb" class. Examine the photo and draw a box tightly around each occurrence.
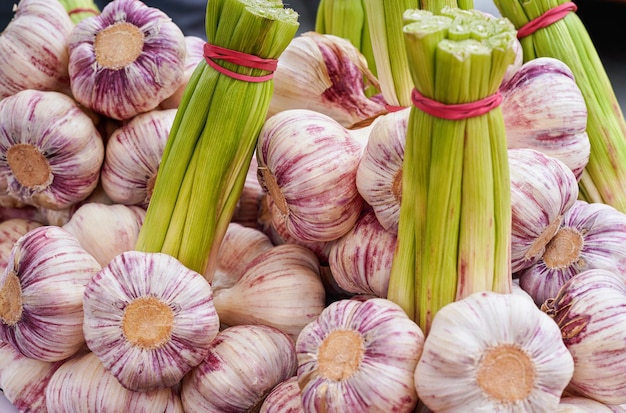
[46,351,183,413]
[558,396,624,413]
[501,57,590,180]
[355,108,410,234]
[181,324,297,412]
[543,269,626,405]
[0,0,73,99]
[0,89,104,210]
[415,291,574,412]
[100,109,176,208]
[159,35,206,110]
[82,250,220,391]
[508,148,579,273]
[213,243,326,341]
[268,32,386,129]
[518,200,626,306]
[0,225,101,362]
[67,0,186,120]
[62,202,146,267]
[0,218,42,273]
[257,109,364,243]
[0,341,63,412]
[260,376,304,413]
[328,208,397,298]
[296,297,424,412]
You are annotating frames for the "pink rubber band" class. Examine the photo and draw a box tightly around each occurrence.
[516,2,577,39]
[203,43,278,82]
[411,88,503,120]
[68,8,99,16]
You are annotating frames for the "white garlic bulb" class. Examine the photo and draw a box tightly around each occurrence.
[415,291,574,412]
[296,297,424,412]
[82,250,220,391]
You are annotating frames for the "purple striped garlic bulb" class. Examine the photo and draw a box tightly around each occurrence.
[518,200,626,306]
[509,148,579,273]
[0,218,42,274]
[260,376,304,413]
[543,269,626,405]
[67,0,186,120]
[0,225,101,362]
[160,35,206,110]
[82,250,220,391]
[0,0,74,99]
[501,57,590,180]
[0,89,104,211]
[416,291,574,412]
[257,109,364,243]
[296,297,424,412]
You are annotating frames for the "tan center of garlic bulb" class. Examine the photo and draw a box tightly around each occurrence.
[0,272,23,326]
[94,22,145,70]
[317,329,364,381]
[542,227,584,269]
[6,144,52,189]
[475,344,535,402]
[122,296,174,349]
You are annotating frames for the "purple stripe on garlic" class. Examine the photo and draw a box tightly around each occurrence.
[260,376,304,413]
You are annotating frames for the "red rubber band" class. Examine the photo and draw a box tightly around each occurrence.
[385,104,406,113]
[203,43,278,82]
[411,88,503,120]
[516,2,577,39]
[68,8,99,16]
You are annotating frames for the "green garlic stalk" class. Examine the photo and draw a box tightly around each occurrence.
[56,0,100,24]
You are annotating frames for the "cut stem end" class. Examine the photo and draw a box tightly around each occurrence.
[476,343,535,402]
[0,272,23,326]
[122,296,174,349]
[95,22,145,69]
[7,144,53,189]
[317,329,364,381]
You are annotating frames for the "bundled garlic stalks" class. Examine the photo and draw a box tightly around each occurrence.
[67,0,186,120]
[181,324,297,412]
[100,109,176,208]
[544,269,626,405]
[268,32,385,129]
[356,108,410,234]
[501,57,590,180]
[416,291,574,412]
[46,351,183,413]
[213,243,326,341]
[0,89,104,211]
[257,109,364,243]
[82,250,220,391]
[0,0,74,99]
[0,225,101,362]
[508,148,579,274]
[518,200,626,306]
[296,298,424,412]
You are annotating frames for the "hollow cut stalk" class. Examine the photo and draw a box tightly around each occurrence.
[135,0,299,280]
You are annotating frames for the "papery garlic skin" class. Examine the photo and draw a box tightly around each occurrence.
[415,291,574,412]
[328,208,397,298]
[544,269,626,405]
[501,57,590,180]
[0,225,101,362]
[557,396,622,413]
[62,202,146,267]
[0,90,104,210]
[356,108,409,234]
[0,0,73,99]
[257,109,364,243]
[519,200,626,306]
[508,148,579,273]
[297,298,424,413]
[0,218,42,273]
[213,244,326,341]
[0,341,62,412]
[68,0,186,120]
[160,35,206,110]
[82,250,220,391]
[46,351,181,413]
[181,324,297,413]
[100,109,176,208]
[260,376,304,413]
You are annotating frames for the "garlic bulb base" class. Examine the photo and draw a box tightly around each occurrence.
[476,344,535,402]
[122,296,174,350]
[94,22,144,70]
[6,144,52,190]
[0,272,22,326]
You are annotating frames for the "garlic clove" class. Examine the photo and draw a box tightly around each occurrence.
[62,202,146,267]
[181,324,297,412]
[82,250,220,391]
[68,0,186,120]
[0,225,101,362]
[45,351,181,413]
[543,268,626,405]
[259,376,304,413]
[0,89,104,211]
[415,291,574,412]
[0,218,42,274]
[296,297,424,412]
[213,243,326,341]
